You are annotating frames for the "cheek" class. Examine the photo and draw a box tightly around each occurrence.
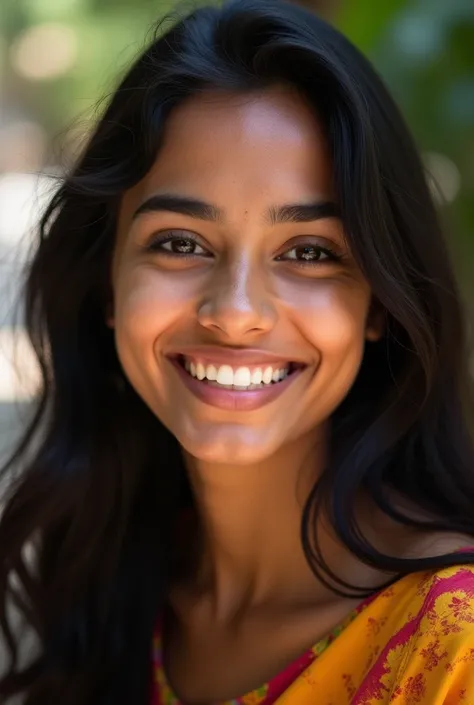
[291,283,371,416]
[289,283,370,353]
[114,268,192,344]
[111,267,197,394]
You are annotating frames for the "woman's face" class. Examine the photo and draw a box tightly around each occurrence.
[110,86,383,464]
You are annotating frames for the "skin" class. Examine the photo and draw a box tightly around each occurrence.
[108,86,469,703]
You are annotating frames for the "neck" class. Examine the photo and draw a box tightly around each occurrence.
[178,426,330,624]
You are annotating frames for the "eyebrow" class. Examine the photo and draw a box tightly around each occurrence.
[131,193,341,226]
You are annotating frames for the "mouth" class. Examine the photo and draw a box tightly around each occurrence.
[167,354,309,412]
[174,354,305,391]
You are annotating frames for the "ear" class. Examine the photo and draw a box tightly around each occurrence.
[365,297,385,342]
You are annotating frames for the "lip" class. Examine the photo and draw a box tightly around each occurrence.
[166,345,307,368]
[168,356,308,412]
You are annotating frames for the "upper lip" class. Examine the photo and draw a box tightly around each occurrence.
[167,346,308,368]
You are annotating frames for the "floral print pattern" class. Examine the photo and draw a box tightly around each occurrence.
[152,562,474,705]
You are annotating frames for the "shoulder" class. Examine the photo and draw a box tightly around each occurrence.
[381,564,474,704]
[413,562,474,622]
[416,556,474,587]
[412,563,474,655]
[352,564,474,704]
[386,561,474,646]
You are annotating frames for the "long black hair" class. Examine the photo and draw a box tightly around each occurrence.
[1,0,474,702]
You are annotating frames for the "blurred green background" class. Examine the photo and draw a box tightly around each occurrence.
[0,0,473,415]
[1,0,473,265]
[2,0,473,274]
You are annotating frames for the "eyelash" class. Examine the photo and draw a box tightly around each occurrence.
[145,232,343,267]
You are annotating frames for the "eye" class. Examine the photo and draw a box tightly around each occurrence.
[276,242,342,266]
[145,232,211,258]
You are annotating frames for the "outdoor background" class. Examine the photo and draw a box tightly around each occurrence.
[0,0,473,461]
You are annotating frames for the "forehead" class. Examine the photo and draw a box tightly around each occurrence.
[118,86,334,229]
[164,85,327,151]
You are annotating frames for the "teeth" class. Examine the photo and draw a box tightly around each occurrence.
[182,359,291,388]
[206,364,218,381]
[233,367,251,387]
[216,365,235,386]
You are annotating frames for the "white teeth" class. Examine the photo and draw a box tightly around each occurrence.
[216,365,234,386]
[206,364,218,381]
[182,358,291,388]
[233,367,252,387]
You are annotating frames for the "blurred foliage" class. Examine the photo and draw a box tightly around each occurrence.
[343,0,474,290]
[0,0,473,290]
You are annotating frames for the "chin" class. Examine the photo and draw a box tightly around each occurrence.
[175,426,277,466]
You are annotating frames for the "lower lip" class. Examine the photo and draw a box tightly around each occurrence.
[168,358,307,412]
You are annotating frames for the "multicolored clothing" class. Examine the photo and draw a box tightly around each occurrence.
[152,562,474,704]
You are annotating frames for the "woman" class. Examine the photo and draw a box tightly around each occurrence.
[1,0,474,703]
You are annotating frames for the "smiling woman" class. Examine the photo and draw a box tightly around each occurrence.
[1,1,474,704]
[109,84,379,469]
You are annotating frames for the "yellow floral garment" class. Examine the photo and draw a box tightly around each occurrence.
[152,562,474,705]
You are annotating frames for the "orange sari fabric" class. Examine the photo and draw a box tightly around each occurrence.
[277,563,474,704]
[153,563,474,705]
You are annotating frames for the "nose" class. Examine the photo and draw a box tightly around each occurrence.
[196,259,277,341]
